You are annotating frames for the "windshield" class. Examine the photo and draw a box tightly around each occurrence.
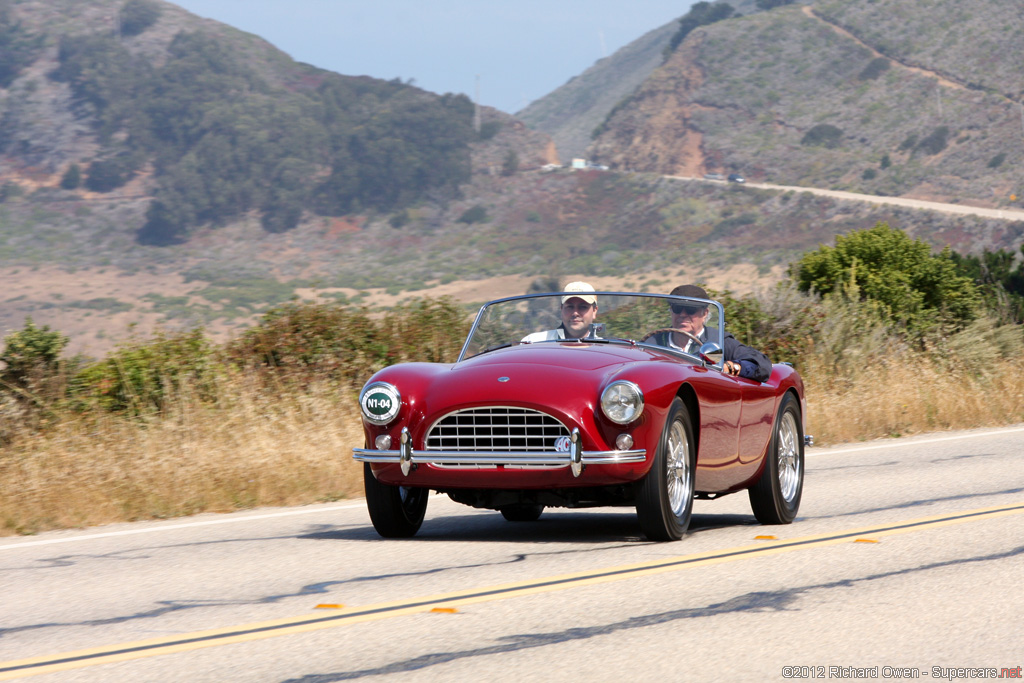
[458,292,724,362]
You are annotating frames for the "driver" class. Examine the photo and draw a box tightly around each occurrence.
[522,281,600,342]
[653,284,772,382]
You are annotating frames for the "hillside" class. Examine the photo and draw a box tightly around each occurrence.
[1,0,1023,357]
[515,21,677,163]
[587,0,1023,206]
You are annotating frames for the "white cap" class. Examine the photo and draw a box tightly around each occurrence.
[561,281,597,305]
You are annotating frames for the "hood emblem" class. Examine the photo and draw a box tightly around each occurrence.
[497,376,510,382]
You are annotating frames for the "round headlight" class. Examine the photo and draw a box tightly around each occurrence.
[360,382,401,425]
[600,381,644,425]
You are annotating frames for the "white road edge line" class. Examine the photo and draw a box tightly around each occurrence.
[807,425,1024,457]
[0,502,366,551]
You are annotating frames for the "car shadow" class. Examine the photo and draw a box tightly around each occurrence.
[300,510,759,544]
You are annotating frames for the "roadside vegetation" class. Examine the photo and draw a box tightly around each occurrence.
[2,224,1024,535]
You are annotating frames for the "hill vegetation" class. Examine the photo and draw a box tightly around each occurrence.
[541,0,1024,208]
[2,0,480,245]
[4,222,1024,534]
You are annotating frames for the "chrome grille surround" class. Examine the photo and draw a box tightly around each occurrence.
[426,407,570,467]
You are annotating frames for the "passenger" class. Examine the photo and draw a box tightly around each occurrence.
[523,281,599,342]
[653,284,772,382]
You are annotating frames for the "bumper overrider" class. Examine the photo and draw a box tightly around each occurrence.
[353,427,646,478]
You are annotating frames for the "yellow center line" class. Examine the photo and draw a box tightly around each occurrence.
[3,501,1023,679]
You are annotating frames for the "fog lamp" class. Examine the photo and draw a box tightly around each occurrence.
[615,433,634,450]
[375,434,392,450]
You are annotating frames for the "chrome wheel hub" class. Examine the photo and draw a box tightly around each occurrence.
[777,412,801,503]
[665,421,692,516]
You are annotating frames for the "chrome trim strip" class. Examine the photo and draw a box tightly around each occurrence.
[352,448,647,465]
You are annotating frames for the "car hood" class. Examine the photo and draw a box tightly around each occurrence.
[405,342,688,416]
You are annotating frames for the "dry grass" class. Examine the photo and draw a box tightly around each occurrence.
[0,374,365,536]
[3,327,1024,536]
[804,357,1024,444]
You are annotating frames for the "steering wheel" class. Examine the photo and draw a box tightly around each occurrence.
[639,327,702,349]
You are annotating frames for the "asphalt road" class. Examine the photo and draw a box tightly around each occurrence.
[669,175,1024,222]
[2,425,1024,682]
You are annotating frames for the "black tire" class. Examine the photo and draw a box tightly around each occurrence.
[363,463,429,538]
[749,392,804,524]
[499,504,544,522]
[636,397,696,542]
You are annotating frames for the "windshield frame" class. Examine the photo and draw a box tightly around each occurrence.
[456,291,726,366]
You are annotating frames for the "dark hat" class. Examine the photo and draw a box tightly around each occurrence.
[670,284,708,300]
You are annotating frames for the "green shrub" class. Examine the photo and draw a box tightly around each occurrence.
[916,126,949,156]
[225,298,469,385]
[862,168,877,180]
[987,152,1006,169]
[800,124,843,149]
[858,57,890,81]
[457,205,488,224]
[478,121,501,141]
[0,2,43,88]
[665,2,735,58]
[118,0,161,37]
[501,150,519,177]
[60,164,81,190]
[791,222,980,335]
[0,318,68,392]
[71,329,216,413]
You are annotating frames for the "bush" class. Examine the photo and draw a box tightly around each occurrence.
[72,329,217,413]
[225,298,469,385]
[500,150,519,177]
[118,0,161,37]
[457,205,488,224]
[800,124,843,149]
[0,2,43,88]
[858,57,890,81]
[898,134,918,152]
[791,222,981,335]
[665,2,735,57]
[916,126,949,156]
[987,152,1006,169]
[0,318,68,392]
[85,158,132,192]
[60,163,82,190]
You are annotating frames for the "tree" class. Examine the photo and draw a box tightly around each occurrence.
[500,150,519,176]
[0,318,68,391]
[665,2,735,57]
[0,0,42,87]
[791,223,980,334]
[801,124,843,149]
[119,0,161,37]
[60,163,81,189]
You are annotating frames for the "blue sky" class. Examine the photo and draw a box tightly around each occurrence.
[171,0,698,114]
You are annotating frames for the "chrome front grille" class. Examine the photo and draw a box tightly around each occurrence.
[426,407,570,453]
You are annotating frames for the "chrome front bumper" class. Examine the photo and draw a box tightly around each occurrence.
[353,428,646,478]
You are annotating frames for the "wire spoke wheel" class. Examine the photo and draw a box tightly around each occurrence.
[637,397,696,541]
[749,393,804,525]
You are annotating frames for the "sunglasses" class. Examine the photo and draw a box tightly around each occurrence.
[670,304,705,316]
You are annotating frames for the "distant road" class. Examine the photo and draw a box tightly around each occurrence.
[668,175,1024,222]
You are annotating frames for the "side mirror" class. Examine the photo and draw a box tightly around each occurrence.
[586,322,606,339]
[699,341,723,366]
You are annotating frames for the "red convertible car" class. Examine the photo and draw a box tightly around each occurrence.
[353,292,809,541]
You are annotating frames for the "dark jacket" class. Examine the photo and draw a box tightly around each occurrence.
[653,326,772,382]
